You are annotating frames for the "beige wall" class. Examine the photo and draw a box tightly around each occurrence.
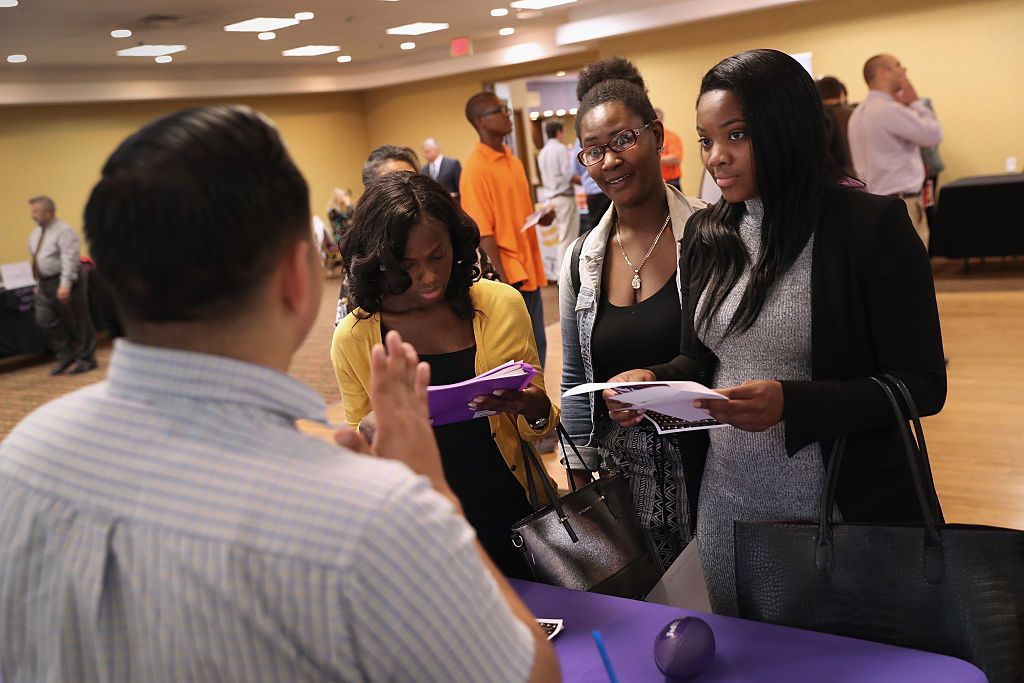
[600,0,1024,196]
[2,0,1021,263]
[0,92,367,264]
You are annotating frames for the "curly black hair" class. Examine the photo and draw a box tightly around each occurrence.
[342,171,481,320]
[574,56,658,138]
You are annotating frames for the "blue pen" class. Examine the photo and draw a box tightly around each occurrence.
[592,630,620,683]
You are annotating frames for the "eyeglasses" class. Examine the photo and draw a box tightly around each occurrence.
[576,122,654,166]
[480,104,511,117]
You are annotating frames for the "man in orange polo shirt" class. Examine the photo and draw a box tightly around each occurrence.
[655,107,683,190]
[460,91,551,364]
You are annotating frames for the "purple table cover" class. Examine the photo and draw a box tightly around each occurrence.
[513,580,987,683]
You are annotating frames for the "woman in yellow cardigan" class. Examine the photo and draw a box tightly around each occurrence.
[331,171,558,578]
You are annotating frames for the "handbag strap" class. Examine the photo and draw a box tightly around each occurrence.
[816,378,943,574]
[510,416,579,543]
[880,374,944,523]
[555,423,595,494]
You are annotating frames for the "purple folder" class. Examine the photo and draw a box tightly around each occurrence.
[427,360,537,426]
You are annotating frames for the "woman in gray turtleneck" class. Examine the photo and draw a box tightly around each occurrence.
[605,49,946,615]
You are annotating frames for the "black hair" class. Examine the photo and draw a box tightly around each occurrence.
[465,91,498,126]
[362,144,420,187]
[692,48,844,337]
[574,56,658,139]
[342,172,481,320]
[545,120,563,139]
[815,75,847,100]
[84,104,310,323]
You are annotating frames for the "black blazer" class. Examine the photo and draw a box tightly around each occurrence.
[421,157,462,196]
[650,187,946,523]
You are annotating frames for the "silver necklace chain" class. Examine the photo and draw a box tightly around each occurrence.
[614,213,671,290]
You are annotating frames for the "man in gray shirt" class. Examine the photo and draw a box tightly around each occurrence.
[27,196,97,374]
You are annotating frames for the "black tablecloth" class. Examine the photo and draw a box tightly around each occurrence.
[0,286,47,357]
[932,174,1024,259]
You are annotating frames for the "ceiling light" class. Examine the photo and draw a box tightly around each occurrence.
[336,55,352,63]
[258,32,276,40]
[155,55,173,64]
[556,70,566,77]
[400,42,416,50]
[529,112,540,120]
[111,29,132,38]
[386,22,449,36]
[504,42,544,63]
[499,27,515,36]
[543,109,554,117]
[569,107,578,115]
[224,17,299,32]
[0,0,18,7]
[281,45,340,56]
[490,8,509,16]
[6,54,27,63]
[510,0,576,8]
[116,45,187,57]
[295,11,315,20]
[556,109,566,116]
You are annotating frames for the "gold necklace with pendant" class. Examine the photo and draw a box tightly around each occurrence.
[614,213,671,291]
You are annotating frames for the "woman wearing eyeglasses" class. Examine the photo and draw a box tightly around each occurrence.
[559,56,705,569]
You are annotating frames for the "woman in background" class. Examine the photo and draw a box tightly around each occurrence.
[331,172,558,578]
[607,49,946,615]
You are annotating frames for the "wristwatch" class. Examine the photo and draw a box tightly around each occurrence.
[527,415,549,430]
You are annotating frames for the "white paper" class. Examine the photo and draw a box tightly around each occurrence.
[563,381,727,425]
[520,207,548,233]
[0,261,36,290]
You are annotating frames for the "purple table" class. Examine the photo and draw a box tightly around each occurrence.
[513,580,987,682]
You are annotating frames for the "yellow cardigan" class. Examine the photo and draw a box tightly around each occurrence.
[331,278,559,502]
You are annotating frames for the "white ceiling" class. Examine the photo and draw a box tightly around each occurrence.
[0,0,811,105]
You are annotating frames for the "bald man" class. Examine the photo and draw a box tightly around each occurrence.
[848,54,942,248]
[421,137,462,197]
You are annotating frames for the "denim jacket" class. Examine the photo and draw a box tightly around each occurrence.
[559,184,702,468]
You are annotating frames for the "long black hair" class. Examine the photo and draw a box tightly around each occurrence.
[342,171,481,320]
[693,49,843,337]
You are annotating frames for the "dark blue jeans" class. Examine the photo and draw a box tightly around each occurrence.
[518,287,546,369]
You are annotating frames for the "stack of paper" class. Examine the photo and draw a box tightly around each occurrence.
[428,360,538,426]
[562,381,729,434]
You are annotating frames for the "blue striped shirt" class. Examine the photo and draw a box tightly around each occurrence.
[0,340,533,682]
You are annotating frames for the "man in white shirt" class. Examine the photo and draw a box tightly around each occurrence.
[421,137,462,198]
[0,104,560,683]
[848,54,942,248]
[537,121,581,276]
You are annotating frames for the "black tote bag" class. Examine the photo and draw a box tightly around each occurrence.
[510,423,663,599]
[735,375,1024,682]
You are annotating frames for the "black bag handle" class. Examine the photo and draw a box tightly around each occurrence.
[880,374,944,523]
[815,377,943,579]
[512,416,580,543]
[555,423,596,494]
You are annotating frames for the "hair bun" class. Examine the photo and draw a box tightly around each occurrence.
[576,56,647,101]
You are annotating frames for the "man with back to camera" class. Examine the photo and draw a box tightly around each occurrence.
[848,54,942,248]
[421,137,462,198]
[536,120,581,276]
[26,195,98,375]
[460,91,552,364]
[815,75,855,177]
[0,104,560,683]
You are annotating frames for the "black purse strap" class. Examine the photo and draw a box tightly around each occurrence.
[555,423,596,494]
[816,377,943,577]
[880,374,944,523]
[511,416,579,543]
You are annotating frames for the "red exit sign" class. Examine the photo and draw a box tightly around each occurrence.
[450,36,473,57]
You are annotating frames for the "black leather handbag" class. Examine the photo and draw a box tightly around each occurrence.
[735,375,1024,683]
[510,424,663,599]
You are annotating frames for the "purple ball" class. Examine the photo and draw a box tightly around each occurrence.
[653,616,716,680]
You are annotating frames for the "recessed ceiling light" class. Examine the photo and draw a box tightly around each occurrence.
[529,111,539,120]
[0,0,19,7]
[6,54,27,63]
[543,109,554,117]
[510,0,576,8]
[295,11,315,20]
[569,107,578,115]
[386,22,449,36]
[258,32,276,40]
[556,108,567,116]
[111,29,132,38]
[499,27,515,36]
[556,70,566,77]
[490,8,509,16]
[155,55,173,64]
[281,45,340,57]
[400,42,416,50]
[116,45,187,57]
[224,17,300,32]
[336,55,352,63]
